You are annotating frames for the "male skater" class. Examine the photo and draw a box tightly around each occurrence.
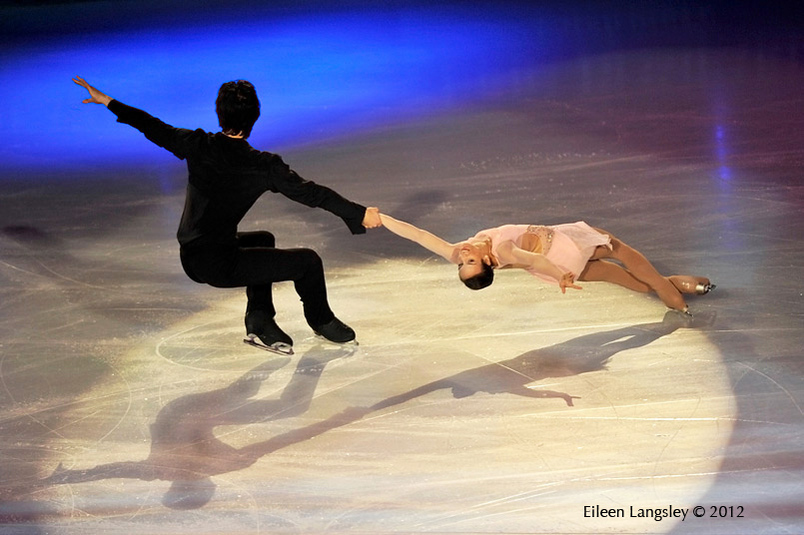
[73,77,381,353]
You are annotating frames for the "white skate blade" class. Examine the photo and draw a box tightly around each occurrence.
[243,334,294,355]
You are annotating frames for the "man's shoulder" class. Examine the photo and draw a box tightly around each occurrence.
[252,148,289,170]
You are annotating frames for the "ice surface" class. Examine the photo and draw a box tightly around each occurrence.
[1,2,803,534]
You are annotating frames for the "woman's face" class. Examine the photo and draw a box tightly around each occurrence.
[457,242,488,280]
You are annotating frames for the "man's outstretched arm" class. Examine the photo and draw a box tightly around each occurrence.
[73,76,199,160]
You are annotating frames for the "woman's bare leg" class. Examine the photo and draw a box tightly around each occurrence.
[589,231,688,311]
[579,259,651,292]
[582,262,712,296]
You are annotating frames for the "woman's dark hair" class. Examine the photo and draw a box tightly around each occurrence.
[216,80,261,138]
[461,262,494,290]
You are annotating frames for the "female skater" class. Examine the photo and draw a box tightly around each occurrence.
[378,214,714,314]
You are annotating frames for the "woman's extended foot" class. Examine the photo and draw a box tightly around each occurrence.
[669,275,715,295]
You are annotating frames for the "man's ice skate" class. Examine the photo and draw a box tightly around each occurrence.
[312,317,358,346]
[243,315,294,355]
[243,333,294,355]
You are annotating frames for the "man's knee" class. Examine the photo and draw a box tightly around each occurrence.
[296,248,324,270]
[237,231,275,248]
[253,231,276,248]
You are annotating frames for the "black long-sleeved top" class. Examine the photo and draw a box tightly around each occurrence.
[107,100,367,249]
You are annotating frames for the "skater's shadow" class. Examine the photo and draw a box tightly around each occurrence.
[371,311,710,412]
[43,312,713,510]
[44,346,363,510]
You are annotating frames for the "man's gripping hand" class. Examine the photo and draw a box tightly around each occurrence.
[362,207,382,229]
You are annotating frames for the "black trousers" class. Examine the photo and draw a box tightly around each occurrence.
[180,231,335,328]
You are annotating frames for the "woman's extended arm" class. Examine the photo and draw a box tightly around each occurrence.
[497,241,582,293]
[379,213,457,262]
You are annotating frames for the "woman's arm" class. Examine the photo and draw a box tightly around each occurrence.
[379,213,458,263]
[497,241,582,293]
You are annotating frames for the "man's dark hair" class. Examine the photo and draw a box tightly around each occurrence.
[216,80,261,138]
[461,262,494,290]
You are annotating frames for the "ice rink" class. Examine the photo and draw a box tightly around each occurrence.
[1,1,802,534]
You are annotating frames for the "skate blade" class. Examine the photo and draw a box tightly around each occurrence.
[243,335,294,355]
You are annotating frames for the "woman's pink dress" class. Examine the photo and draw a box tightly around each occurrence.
[472,222,611,285]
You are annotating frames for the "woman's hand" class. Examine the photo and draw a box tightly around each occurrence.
[73,77,112,106]
[559,272,582,293]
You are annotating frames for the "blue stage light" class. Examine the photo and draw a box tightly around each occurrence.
[0,4,542,177]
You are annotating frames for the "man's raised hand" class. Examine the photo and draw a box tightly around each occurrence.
[73,77,112,106]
